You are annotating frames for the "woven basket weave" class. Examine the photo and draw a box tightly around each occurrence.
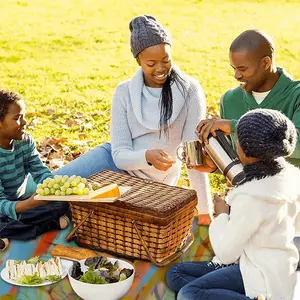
[66,170,197,266]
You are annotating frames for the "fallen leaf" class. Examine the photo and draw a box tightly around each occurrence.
[72,140,88,146]
[74,119,83,125]
[78,133,88,139]
[27,112,42,117]
[37,136,90,171]
[83,122,92,130]
[47,108,55,115]
[40,137,69,147]
[48,151,64,160]
[27,116,39,130]
[48,158,65,170]
[74,112,85,118]
[65,119,76,127]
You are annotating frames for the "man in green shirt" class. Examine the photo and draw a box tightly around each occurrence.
[197,29,300,167]
[196,29,300,266]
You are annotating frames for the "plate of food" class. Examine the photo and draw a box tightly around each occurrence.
[33,175,131,203]
[1,256,72,287]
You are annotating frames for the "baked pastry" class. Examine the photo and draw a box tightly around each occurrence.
[51,244,97,261]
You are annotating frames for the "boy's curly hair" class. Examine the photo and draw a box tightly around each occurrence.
[0,90,23,121]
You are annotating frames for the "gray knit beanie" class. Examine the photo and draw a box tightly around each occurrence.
[129,15,172,58]
[237,109,297,160]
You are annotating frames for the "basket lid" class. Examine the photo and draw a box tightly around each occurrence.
[88,170,197,218]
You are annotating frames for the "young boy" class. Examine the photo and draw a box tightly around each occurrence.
[0,90,70,250]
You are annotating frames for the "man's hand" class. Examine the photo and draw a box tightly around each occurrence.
[146,149,175,171]
[196,118,232,144]
[213,193,230,217]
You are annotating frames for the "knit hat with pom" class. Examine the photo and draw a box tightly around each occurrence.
[237,109,297,160]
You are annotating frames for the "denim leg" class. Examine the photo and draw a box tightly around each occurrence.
[0,201,69,240]
[177,265,250,300]
[294,237,300,269]
[20,201,69,226]
[166,261,226,292]
[53,142,125,178]
[178,288,252,300]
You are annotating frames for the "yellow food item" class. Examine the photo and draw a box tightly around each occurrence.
[89,183,120,199]
[51,244,97,260]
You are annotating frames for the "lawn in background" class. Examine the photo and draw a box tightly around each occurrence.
[0,0,299,190]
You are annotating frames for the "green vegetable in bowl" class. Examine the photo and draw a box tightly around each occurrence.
[71,257,134,284]
[79,266,108,284]
[119,273,127,281]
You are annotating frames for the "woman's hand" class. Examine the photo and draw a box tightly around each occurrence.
[213,193,230,217]
[146,149,175,171]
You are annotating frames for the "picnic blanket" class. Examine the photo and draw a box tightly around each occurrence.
[0,217,213,300]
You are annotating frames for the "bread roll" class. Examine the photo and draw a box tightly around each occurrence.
[51,245,97,261]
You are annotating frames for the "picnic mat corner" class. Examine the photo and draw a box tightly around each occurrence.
[0,217,213,300]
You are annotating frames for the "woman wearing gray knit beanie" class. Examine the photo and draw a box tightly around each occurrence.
[52,15,213,225]
[167,108,300,299]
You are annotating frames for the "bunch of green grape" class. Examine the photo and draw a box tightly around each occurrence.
[36,175,99,196]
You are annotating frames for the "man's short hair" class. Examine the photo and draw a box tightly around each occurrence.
[230,29,275,59]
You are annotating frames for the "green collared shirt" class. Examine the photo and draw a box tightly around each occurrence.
[221,67,300,167]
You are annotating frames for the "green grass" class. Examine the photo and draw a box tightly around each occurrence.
[1,0,300,191]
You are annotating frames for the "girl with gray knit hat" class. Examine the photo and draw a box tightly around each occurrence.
[51,15,213,225]
[167,108,300,299]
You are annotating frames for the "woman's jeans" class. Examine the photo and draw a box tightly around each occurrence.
[0,180,69,240]
[54,142,124,177]
[166,261,253,300]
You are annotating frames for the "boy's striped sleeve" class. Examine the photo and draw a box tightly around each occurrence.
[0,181,18,220]
[26,135,53,184]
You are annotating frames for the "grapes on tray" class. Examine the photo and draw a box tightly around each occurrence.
[37,175,94,196]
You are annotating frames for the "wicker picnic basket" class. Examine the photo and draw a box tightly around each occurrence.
[66,170,197,267]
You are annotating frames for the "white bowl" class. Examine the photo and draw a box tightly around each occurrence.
[68,257,135,300]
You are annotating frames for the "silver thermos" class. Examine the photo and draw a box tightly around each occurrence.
[203,130,245,185]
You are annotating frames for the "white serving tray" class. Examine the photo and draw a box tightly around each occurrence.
[34,186,131,203]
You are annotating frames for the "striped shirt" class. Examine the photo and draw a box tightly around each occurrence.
[0,133,52,220]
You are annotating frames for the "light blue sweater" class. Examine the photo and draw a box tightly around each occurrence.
[110,67,212,213]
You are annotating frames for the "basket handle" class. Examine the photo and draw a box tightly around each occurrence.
[132,220,194,267]
[66,210,94,242]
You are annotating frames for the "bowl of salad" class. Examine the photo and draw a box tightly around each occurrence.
[68,256,134,300]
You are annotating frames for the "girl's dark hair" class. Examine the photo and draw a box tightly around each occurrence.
[159,68,187,138]
[0,90,22,121]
